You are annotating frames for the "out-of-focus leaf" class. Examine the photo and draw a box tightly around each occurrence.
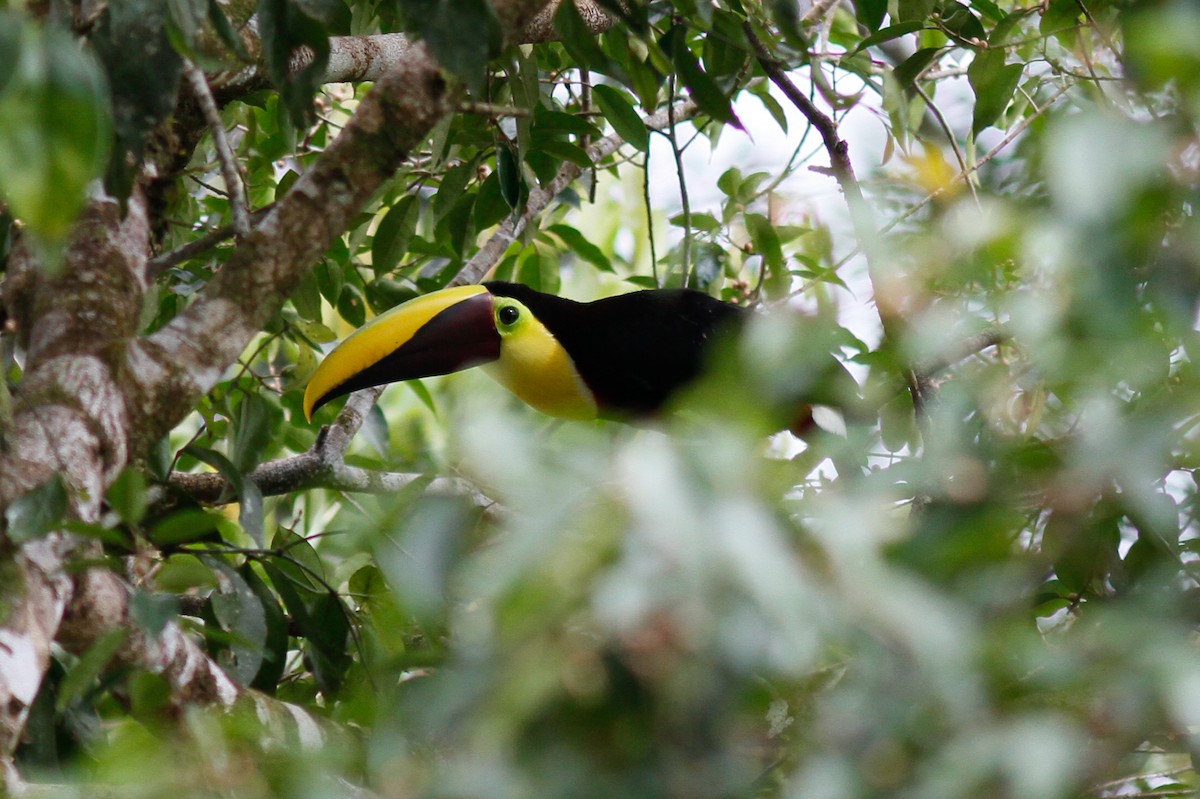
[91,0,179,201]
[398,0,500,94]
[5,474,67,542]
[745,213,784,275]
[690,242,725,290]
[130,590,179,638]
[374,496,473,624]
[106,468,147,527]
[0,21,111,240]
[57,629,127,713]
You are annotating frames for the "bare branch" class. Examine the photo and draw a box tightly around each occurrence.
[913,328,1009,381]
[214,1,614,93]
[184,58,250,237]
[167,386,503,516]
[147,206,273,275]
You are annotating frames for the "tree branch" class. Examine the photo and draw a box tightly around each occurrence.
[213,1,614,95]
[184,58,250,237]
[167,387,503,516]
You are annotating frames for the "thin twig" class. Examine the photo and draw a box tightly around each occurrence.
[184,59,250,238]
[913,327,1009,380]
[644,152,659,286]
[665,75,693,288]
[147,206,273,275]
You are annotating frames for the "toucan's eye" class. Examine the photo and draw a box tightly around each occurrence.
[498,305,520,326]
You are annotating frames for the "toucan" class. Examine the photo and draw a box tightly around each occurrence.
[303,281,746,424]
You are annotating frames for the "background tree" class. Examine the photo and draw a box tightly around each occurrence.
[1,0,1199,796]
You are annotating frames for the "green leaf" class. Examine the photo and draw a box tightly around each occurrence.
[670,211,721,232]
[398,0,501,94]
[130,590,179,638]
[0,17,20,96]
[968,48,1023,135]
[879,391,916,452]
[232,393,274,474]
[204,556,268,686]
[474,171,510,230]
[772,0,810,50]
[592,84,649,152]
[690,242,725,290]
[849,21,924,54]
[184,445,265,547]
[892,47,942,91]
[291,268,323,321]
[538,139,594,168]
[548,224,614,272]
[938,1,986,43]
[148,508,222,547]
[0,22,111,240]
[371,195,419,275]
[106,468,147,526]
[5,474,67,542]
[663,26,739,126]
[496,142,525,213]
[241,563,289,693]
[57,629,128,713]
[745,213,784,275]
[291,318,337,345]
[532,107,603,139]
[338,283,367,327]
[897,0,938,23]
[856,0,888,31]
[206,0,251,61]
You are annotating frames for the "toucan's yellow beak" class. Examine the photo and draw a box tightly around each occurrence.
[303,285,499,420]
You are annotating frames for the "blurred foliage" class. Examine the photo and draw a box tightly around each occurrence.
[8,0,1200,797]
